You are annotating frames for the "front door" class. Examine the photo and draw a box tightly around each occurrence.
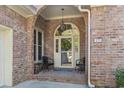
[54,37,74,68]
[61,37,73,67]
[54,23,80,69]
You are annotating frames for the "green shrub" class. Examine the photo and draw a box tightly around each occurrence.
[115,68,124,87]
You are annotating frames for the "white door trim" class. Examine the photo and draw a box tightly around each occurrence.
[0,25,13,86]
[54,23,80,68]
[54,36,74,68]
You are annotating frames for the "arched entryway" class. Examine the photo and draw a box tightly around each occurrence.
[54,23,80,68]
[29,5,90,85]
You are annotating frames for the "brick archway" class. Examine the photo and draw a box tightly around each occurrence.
[26,6,89,84]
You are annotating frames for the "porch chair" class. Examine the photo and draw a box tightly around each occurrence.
[34,63,42,74]
[42,56,54,71]
[75,57,85,72]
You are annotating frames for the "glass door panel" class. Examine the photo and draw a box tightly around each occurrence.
[61,38,72,66]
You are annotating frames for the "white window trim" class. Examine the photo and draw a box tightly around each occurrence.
[34,27,44,63]
[54,23,80,68]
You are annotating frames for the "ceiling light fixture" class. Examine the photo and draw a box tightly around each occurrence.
[59,8,66,33]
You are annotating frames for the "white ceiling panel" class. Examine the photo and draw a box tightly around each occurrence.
[41,5,82,20]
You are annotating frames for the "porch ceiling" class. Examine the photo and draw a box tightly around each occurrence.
[40,5,82,20]
[7,5,38,18]
[6,5,89,19]
[6,5,100,18]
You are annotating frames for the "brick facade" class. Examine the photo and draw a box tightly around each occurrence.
[44,17,86,60]
[32,16,87,83]
[1,5,124,87]
[0,6,27,85]
[91,6,124,87]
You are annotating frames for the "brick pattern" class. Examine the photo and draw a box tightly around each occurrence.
[32,16,87,84]
[0,6,87,86]
[44,17,86,59]
[1,5,124,87]
[91,6,124,87]
[35,15,46,31]
[33,71,86,84]
[0,6,27,85]
[26,16,36,80]
[25,15,47,82]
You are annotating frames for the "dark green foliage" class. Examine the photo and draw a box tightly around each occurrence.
[115,68,124,87]
[61,39,71,51]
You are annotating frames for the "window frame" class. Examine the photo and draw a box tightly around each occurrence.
[33,27,44,63]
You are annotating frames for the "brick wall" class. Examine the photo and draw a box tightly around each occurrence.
[26,16,36,81]
[91,6,124,87]
[0,6,28,85]
[1,5,124,87]
[35,15,46,31]
[44,17,86,60]
[33,16,87,83]
[34,15,86,64]
[0,5,87,86]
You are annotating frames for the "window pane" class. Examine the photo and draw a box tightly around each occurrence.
[61,38,72,51]
[61,52,72,66]
[38,32,42,45]
[56,24,72,36]
[56,39,59,53]
[38,46,42,60]
[34,45,36,61]
[34,30,36,44]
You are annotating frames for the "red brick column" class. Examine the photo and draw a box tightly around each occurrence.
[91,6,124,87]
[26,16,37,80]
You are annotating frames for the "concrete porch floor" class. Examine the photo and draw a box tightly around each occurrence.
[33,70,86,84]
[14,80,88,88]
[0,70,87,88]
